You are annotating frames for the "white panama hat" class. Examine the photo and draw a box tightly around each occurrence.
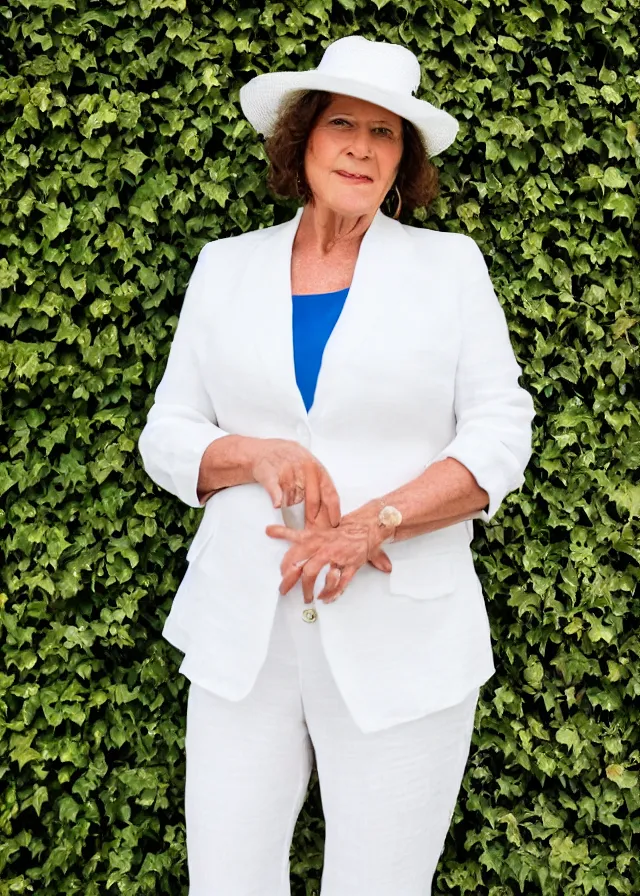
[239,34,459,158]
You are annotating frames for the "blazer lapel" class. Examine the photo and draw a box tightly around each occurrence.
[233,207,307,424]
[310,210,410,422]
[235,206,409,426]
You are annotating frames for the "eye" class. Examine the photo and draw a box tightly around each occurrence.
[329,119,393,136]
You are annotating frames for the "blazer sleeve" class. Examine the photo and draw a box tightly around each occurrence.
[432,237,536,522]
[137,242,230,508]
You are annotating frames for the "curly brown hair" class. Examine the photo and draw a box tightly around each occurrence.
[264,90,439,219]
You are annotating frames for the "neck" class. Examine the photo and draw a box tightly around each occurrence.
[296,202,376,255]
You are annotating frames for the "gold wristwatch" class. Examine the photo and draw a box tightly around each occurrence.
[377,504,402,542]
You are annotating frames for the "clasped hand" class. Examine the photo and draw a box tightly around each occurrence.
[266,509,392,603]
[251,438,391,604]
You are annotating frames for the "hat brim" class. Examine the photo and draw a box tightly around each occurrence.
[239,70,459,157]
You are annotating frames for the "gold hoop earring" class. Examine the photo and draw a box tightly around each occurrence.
[392,183,402,220]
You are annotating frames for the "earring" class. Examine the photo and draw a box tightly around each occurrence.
[296,174,303,197]
[390,183,402,219]
[393,183,402,219]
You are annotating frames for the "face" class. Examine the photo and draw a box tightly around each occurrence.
[303,94,404,217]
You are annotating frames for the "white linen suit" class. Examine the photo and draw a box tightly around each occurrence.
[137,204,535,735]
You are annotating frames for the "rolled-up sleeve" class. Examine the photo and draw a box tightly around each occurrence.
[137,243,230,508]
[432,238,536,522]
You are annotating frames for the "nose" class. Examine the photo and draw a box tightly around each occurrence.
[347,125,372,159]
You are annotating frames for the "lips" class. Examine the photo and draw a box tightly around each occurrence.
[336,170,372,182]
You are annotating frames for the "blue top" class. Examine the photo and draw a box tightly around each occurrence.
[292,287,349,411]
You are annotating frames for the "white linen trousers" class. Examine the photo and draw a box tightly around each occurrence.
[183,579,479,896]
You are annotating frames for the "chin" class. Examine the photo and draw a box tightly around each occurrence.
[324,194,378,218]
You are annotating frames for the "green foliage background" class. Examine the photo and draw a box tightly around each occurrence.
[1,0,639,893]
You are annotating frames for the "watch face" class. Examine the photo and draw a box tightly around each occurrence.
[379,505,402,527]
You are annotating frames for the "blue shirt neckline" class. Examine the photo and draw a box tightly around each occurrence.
[292,286,350,297]
[291,288,350,411]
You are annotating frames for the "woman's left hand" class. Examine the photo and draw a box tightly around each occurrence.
[265,507,392,603]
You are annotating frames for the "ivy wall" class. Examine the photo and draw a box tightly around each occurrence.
[1,0,639,893]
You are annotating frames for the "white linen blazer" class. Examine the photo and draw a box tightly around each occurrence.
[137,205,535,733]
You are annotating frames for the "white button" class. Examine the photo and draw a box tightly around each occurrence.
[302,607,317,623]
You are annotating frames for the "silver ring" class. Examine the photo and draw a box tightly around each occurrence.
[294,557,311,569]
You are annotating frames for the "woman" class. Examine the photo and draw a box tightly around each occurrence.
[138,34,535,896]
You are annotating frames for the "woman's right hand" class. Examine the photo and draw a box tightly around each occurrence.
[250,438,341,527]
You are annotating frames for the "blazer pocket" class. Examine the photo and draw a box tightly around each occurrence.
[388,552,459,601]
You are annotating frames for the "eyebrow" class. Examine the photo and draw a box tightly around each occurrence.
[328,112,397,126]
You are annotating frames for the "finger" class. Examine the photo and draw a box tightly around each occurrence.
[283,468,303,506]
[279,566,303,595]
[265,525,304,542]
[323,566,357,602]
[279,548,310,577]
[279,548,312,592]
[316,566,343,601]
[319,469,341,528]
[280,544,309,594]
[291,482,305,506]
[280,468,297,507]
[261,470,283,509]
[300,559,328,605]
[308,502,333,531]
[304,465,321,524]
[301,568,318,604]
[282,484,295,507]
[368,548,392,574]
